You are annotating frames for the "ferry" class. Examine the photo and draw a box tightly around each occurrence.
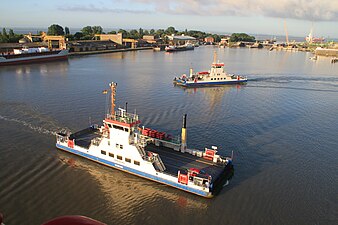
[165,43,194,52]
[173,52,247,87]
[56,82,234,198]
[0,47,68,66]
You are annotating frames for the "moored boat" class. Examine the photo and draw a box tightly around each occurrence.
[56,82,234,198]
[0,47,68,66]
[173,52,247,87]
[165,43,194,52]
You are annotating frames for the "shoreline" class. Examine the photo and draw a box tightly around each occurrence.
[68,47,153,56]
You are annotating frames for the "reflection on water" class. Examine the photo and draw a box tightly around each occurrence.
[57,152,210,211]
[5,60,70,76]
[0,46,337,225]
[174,84,246,111]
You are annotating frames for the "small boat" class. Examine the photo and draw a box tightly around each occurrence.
[56,82,234,198]
[309,55,317,60]
[173,52,247,87]
[331,57,338,63]
[165,43,194,52]
[0,47,68,66]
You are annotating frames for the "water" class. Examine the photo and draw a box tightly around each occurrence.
[1,47,337,225]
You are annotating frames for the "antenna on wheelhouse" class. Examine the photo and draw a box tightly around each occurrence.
[109,82,117,116]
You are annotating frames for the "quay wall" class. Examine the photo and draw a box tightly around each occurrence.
[315,48,338,57]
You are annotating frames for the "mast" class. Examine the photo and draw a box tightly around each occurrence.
[284,20,289,45]
[213,50,217,63]
[109,82,117,115]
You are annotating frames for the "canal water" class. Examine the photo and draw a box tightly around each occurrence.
[0,47,337,225]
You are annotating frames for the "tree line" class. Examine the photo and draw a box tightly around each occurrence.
[0,28,23,43]
[1,24,256,43]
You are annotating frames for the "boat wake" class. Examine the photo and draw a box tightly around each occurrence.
[0,114,61,135]
[0,102,71,136]
[248,76,338,93]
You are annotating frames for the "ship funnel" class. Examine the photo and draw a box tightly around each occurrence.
[181,114,187,152]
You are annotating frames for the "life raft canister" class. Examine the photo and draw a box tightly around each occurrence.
[237,76,240,81]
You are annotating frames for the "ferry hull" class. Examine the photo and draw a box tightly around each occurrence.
[174,79,248,87]
[56,143,214,198]
[0,50,68,66]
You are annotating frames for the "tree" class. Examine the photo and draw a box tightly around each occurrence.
[8,29,15,37]
[149,29,155,35]
[230,33,255,42]
[2,28,8,38]
[47,24,64,35]
[139,28,143,38]
[155,29,165,38]
[108,30,117,34]
[118,29,128,38]
[143,30,149,35]
[74,32,84,40]
[129,29,139,39]
[81,26,93,36]
[165,26,177,35]
[65,27,70,35]
[92,26,103,34]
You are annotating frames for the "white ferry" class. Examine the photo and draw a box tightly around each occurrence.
[0,47,68,66]
[173,52,247,87]
[56,82,233,198]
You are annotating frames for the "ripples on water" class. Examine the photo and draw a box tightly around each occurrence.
[0,47,337,225]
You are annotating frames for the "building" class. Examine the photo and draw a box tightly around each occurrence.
[95,34,139,48]
[94,33,123,45]
[204,36,214,44]
[142,35,156,44]
[24,32,66,49]
[68,40,120,52]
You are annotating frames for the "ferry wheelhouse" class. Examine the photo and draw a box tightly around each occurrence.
[173,52,247,87]
[56,82,233,198]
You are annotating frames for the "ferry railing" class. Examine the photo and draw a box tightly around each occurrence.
[106,112,139,125]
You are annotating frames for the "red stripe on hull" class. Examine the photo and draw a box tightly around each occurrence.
[0,55,68,66]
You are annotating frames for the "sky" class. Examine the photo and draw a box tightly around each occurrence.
[2,0,338,38]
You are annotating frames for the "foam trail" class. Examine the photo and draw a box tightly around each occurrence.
[0,115,70,136]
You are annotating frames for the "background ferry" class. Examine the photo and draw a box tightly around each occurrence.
[0,46,68,66]
[173,52,247,87]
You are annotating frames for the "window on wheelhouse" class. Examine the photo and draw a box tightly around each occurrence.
[125,158,131,163]
[134,160,140,166]
[117,155,122,160]
[109,152,114,158]
[101,150,106,155]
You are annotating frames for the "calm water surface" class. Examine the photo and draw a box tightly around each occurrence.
[0,47,337,225]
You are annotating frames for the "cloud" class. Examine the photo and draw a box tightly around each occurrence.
[132,0,338,21]
[58,4,152,14]
[59,0,338,21]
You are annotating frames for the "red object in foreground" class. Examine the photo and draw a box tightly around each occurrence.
[41,215,107,225]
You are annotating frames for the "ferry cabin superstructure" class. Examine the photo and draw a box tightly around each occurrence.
[56,82,233,198]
